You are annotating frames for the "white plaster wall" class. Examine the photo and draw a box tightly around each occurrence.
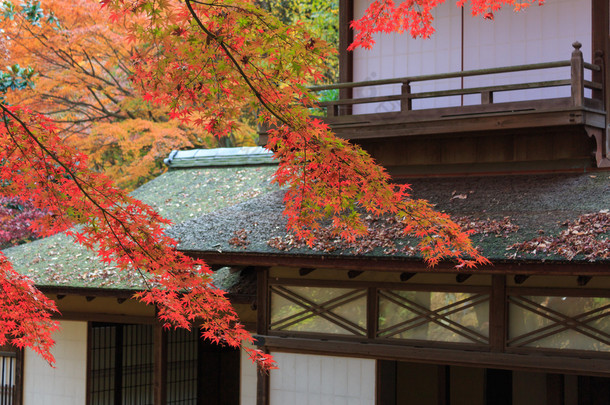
[23,320,87,405]
[240,344,258,405]
[463,0,592,104]
[351,0,593,111]
[269,352,375,405]
[353,0,462,113]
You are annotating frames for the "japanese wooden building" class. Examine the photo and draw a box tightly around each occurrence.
[1,0,610,404]
[251,0,610,404]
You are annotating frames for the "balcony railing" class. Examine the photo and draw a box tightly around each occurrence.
[311,42,604,122]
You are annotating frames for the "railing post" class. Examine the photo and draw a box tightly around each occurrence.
[571,41,584,107]
[481,91,494,105]
[327,103,337,118]
[401,81,412,112]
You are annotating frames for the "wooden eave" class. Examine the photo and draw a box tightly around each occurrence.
[185,250,610,276]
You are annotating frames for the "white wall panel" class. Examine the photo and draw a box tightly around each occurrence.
[240,343,258,405]
[269,352,375,405]
[352,0,462,113]
[23,321,87,405]
[463,0,592,104]
[351,0,593,110]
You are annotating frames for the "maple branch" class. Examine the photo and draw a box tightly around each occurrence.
[0,105,167,283]
[184,0,292,127]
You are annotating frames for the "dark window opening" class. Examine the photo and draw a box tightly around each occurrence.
[89,323,240,405]
[377,361,610,405]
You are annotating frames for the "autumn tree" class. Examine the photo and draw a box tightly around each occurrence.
[0,0,539,366]
[0,0,256,189]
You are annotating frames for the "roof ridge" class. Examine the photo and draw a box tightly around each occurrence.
[164,146,275,168]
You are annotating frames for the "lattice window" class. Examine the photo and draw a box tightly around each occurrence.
[378,290,490,344]
[0,346,17,405]
[508,295,610,351]
[167,328,198,405]
[270,286,367,336]
[89,323,154,405]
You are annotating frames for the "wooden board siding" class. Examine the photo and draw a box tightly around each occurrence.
[354,125,598,175]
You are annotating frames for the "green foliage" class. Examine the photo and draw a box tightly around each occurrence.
[259,0,338,83]
[0,64,35,101]
[1,0,59,27]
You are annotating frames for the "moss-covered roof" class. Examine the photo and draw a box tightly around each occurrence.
[2,162,277,290]
[171,173,610,264]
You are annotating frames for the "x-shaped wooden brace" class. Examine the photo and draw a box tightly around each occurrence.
[507,296,610,348]
[270,285,367,336]
[377,290,490,344]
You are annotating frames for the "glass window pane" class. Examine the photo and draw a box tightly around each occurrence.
[378,291,489,344]
[508,295,610,351]
[270,286,367,336]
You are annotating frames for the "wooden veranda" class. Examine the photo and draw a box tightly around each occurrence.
[263,42,610,170]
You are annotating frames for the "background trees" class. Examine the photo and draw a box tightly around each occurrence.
[0,0,257,189]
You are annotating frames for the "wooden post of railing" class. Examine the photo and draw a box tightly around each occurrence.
[571,41,584,107]
[327,103,337,118]
[401,81,412,112]
[481,91,493,105]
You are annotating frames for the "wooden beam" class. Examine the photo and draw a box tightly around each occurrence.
[85,296,95,302]
[260,335,610,377]
[56,294,66,300]
[55,312,155,324]
[116,298,127,304]
[400,272,416,282]
[456,274,471,283]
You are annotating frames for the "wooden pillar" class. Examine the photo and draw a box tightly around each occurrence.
[256,267,270,405]
[592,0,609,111]
[339,0,354,115]
[438,365,450,405]
[490,275,507,352]
[256,351,271,405]
[153,323,167,405]
[547,374,565,405]
[14,348,23,405]
[376,360,397,404]
[571,42,585,108]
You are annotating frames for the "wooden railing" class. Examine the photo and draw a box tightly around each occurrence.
[311,42,603,118]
